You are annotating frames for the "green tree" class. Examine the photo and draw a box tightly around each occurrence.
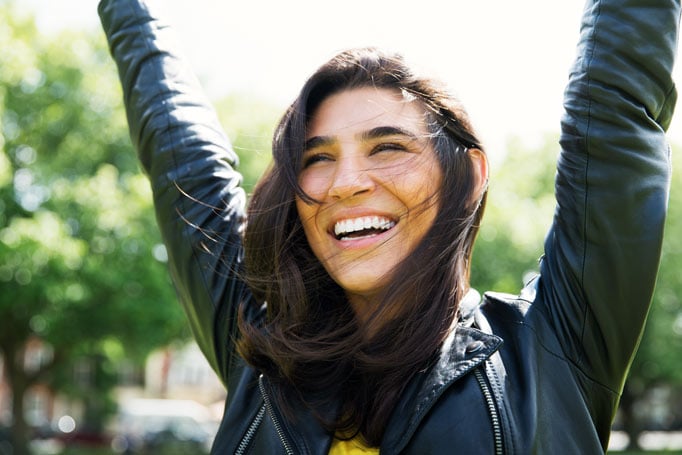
[0,5,278,453]
[0,5,186,453]
[471,134,558,294]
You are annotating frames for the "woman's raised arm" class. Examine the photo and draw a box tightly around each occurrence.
[99,0,256,382]
[541,0,680,391]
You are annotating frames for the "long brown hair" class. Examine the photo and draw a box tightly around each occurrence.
[238,47,487,446]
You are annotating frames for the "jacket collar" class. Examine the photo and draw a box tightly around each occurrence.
[380,290,503,453]
[259,290,502,455]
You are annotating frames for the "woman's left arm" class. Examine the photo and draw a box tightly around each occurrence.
[541,0,680,391]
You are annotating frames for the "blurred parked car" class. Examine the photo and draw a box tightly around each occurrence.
[111,398,217,454]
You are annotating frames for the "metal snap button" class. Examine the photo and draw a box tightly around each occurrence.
[465,341,485,354]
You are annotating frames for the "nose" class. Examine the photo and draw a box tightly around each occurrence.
[328,156,374,200]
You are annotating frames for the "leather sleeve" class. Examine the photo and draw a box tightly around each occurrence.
[540,0,680,391]
[98,0,258,383]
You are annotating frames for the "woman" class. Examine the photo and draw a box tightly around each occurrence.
[99,0,679,453]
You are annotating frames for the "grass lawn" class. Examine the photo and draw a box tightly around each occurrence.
[610,452,682,454]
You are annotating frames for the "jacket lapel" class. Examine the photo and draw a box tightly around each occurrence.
[380,325,503,453]
[257,290,502,455]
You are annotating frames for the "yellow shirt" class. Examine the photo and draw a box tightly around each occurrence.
[328,437,380,454]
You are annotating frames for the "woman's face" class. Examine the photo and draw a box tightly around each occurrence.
[296,87,444,315]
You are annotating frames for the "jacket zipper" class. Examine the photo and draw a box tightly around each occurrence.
[235,405,265,455]
[474,367,504,455]
[258,375,296,455]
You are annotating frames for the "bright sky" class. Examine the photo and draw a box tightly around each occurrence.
[19,0,682,162]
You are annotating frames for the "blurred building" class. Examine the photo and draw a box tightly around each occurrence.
[0,336,59,430]
[0,339,225,434]
[119,342,225,417]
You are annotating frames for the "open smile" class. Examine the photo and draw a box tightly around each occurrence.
[332,216,397,241]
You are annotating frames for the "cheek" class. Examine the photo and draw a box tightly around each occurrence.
[422,158,444,200]
[298,169,331,201]
[296,174,323,235]
[396,161,443,210]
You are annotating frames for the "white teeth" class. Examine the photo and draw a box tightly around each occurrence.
[333,216,396,238]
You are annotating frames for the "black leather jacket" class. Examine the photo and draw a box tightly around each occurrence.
[99,0,679,453]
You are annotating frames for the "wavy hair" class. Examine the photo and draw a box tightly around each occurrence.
[238,47,487,446]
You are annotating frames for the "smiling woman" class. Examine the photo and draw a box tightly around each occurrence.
[98,0,680,453]
[238,50,493,445]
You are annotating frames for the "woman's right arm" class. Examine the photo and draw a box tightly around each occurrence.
[539,0,678,392]
[99,0,257,382]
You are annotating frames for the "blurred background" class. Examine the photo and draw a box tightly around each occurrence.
[1,0,682,454]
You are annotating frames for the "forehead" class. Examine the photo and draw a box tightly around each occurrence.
[306,87,429,140]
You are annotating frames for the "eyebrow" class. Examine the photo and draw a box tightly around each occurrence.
[304,126,420,151]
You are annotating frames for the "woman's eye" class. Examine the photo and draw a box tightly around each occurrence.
[371,142,406,155]
[302,153,332,168]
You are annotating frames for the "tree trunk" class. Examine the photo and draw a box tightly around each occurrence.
[3,343,31,455]
[620,383,642,450]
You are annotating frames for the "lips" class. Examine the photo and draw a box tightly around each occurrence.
[333,216,397,241]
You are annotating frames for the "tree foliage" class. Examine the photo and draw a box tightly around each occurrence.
[471,134,558,293]
[213,94,278,193]
[1,4,181,452]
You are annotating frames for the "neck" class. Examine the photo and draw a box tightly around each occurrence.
[347,291,396,337]
[347,292,378,324]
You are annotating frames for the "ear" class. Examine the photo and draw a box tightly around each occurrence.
[468,148,489,200]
